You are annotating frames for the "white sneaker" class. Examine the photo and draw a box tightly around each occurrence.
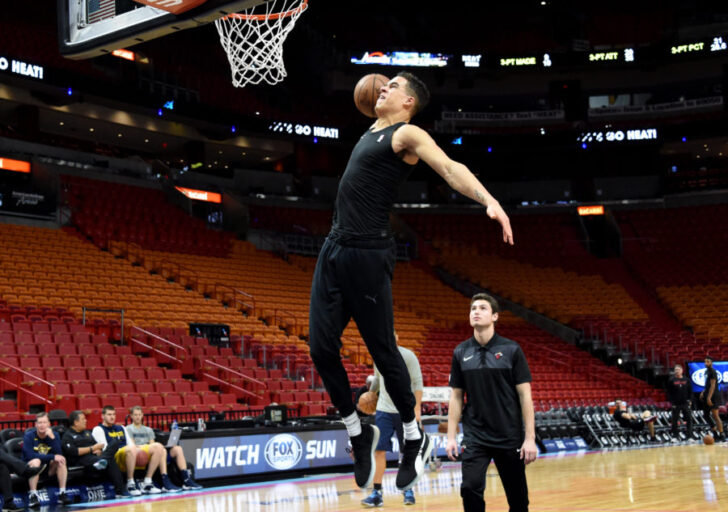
[127,482,142,497]
[142,482,162,494]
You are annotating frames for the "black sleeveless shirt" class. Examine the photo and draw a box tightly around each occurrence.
[331,122,415,241]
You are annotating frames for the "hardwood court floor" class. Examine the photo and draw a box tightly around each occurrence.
[72,444,728,512]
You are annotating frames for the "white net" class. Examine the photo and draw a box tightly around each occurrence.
[214,0,308,87]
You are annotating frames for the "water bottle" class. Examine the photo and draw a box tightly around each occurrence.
[197,418,204,432]
[171,419,178,431]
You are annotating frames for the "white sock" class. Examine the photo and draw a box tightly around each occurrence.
[59,488,66,493]
[342,411,362,438]
[144,477,152,484]
[127,479,135,486]
[403,420,421,441]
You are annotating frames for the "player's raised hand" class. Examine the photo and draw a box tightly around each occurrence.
[487,202,514,245]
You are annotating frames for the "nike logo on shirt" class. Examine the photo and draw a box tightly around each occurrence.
[463,355,473,362]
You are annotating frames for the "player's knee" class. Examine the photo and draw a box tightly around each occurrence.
[28,459,41,467]
[171,446,182,457]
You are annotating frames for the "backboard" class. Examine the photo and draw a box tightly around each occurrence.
[58,0,270,59]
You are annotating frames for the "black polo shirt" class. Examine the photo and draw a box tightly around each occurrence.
[449,333,532,449]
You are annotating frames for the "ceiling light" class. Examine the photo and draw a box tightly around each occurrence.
[89,128,94,132]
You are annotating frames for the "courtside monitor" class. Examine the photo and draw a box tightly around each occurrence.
[58,0,268,59]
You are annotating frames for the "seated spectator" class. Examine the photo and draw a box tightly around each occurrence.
[612,400,658,442]
[0,445,42,511]
[126,406,201,491]
[91,405,163,496]
[61,410,130,498]
[22,412,72,507]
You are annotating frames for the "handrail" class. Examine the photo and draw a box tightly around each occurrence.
[0,377,53,406]
[130,338,182,364]
[213,284,256,313]
[274,309,297,333]
[159,260,199,290]
[200,373,260,399]
[108,241,144,265]
[130,326,188,360]
[0,360,55,391]
[203,359,266,388]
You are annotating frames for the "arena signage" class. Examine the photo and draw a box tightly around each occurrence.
[0,157,31,173]
[500,56,537,67]
[350,51,450,67]
[461,55,482,68]
[579,128,658,143]
[0,56,44,80]
[687,361,728,392]
[577,205,604,216]
[181,424,455,479]
[268,121,339,140]
[175,186,222,203]
[671,42,704,54]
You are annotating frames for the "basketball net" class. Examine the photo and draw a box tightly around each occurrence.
[215,0,308,87]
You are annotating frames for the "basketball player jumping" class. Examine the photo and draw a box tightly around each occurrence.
[309,71,513,491]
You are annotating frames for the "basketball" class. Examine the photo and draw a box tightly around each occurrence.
[703,435,715,445]
[357,391,378,415]
[135,450,150,468]
[353,73,389,118]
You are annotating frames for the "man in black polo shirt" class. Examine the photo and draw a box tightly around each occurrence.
[667,364,693,440]
[446,293,536,512]
[699,356,724,441]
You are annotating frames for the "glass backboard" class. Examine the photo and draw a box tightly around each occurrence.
[58,0,269,59]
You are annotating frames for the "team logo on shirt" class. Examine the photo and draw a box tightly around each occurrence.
[495,352,503,360]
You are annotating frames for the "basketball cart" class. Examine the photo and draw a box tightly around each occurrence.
[421,386,452,471]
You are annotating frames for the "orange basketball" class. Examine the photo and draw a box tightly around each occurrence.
[354,73,389,118]
[135,450,150,468]
[703,435,715,445]
[357,391,378,415]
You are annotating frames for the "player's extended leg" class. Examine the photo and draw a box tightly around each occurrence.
[309,239,378,489]
[343,244,415,422]
[309,239,355,417]
[343,244,430,491]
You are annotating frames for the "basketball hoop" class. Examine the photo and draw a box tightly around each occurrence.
[215,0,308,87]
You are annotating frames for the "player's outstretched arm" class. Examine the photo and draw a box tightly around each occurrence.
[396,124,513,245]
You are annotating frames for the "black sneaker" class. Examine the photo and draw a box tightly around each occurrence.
[3,498,23,512]
[27,493,40,509]
[57,491,73,506]
[350,424,379,489]
[396,430,432,491]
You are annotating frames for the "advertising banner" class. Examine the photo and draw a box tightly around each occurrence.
[183,424,455,479]
[687,361,728,392]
